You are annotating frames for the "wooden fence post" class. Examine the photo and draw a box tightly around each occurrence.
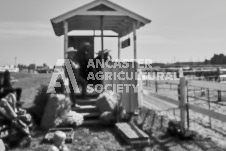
[186,86,190,128]
[177,85,180,101]
[217,67,221,102]
[137,69,143,108]
[180,77,187,131]
[207,88,212,128]
[218,90,222,101]
[155,80,158,93]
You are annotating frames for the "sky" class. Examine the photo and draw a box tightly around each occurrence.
[0,0,226,66]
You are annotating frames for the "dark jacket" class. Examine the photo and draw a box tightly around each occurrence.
[0,71,13,99]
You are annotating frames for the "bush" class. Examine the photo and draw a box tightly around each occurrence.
[27,85,50,125]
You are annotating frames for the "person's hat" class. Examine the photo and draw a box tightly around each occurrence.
[83,42,92,46]
[96,49,111,55]
[53,131,67,144]
[65,47,77,53]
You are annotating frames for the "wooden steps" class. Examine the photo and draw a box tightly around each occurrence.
[72,105,98,113]
[81,112,99,118]
[75,93,99,99]
[77,99,97,106]
[82,119,99,125]
[73,97,100,126]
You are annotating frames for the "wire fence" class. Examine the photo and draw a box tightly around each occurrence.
[141,75,226,134]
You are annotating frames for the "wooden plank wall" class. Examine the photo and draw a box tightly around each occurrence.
[103,62,139,113]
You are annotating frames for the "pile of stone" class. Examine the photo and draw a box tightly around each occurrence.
[41,94,83,130]
[96,91,128,126]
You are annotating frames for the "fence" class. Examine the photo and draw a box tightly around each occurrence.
[141,75,226,131]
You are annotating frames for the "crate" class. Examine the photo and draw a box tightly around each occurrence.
[43,128,74,143]
[116,122,150,145]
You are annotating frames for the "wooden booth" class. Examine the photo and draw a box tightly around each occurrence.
[51,0,151,113]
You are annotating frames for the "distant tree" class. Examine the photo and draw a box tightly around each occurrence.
[210,53,226,64]
[43,63,49,68]
[29,64,36,70]
[204,53,226,64]
[18,64,28,71]
[204,59,210,64]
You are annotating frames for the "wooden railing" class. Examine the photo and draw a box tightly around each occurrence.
[141,76,226,131]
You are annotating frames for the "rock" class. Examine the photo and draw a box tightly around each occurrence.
[41,94,70,130]
[48,145,60,151]
[99,111,115,126]
[96,91,119,114]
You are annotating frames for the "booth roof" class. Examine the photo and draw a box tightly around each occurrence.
[51,0,151,37]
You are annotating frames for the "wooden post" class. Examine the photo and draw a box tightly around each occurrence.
[179,77,187,132]
[207,88,212,127]
[218,90,222,101]
[178,68,183,101]
[100,16,104,85]
[179,68,184,78]
[93,30,95,36]
[217,67,221,101]
[118,37,121,59]
[186,86,190,128]
[178,85,180,101]
[194,86,196,101]
[100,16,104,60]
[63,20,68,59]
[133,22,137,60]
[137,69,143,108]
[155,80,158,93]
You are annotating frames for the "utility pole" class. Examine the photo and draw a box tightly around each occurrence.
[15,57,17,67]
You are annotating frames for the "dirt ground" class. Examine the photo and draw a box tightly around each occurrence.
[5,73,226,150]
[9,73,150,151]
[143,83,226,150]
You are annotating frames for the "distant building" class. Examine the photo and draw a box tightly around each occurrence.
[0,65,19,72]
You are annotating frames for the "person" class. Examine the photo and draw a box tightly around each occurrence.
[48,131,69,151]
[55,74,65,94]
[78,42,93,82]
[65,47,88,106]
[0,93,32,138]
[0,139,6,151]
[95,49,112,62]
[0,70,22,101]
[94,49,112,85]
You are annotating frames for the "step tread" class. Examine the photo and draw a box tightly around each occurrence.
[72,105,97,110]
[81,112,100,117]
[76,105,97,109]
[76,99,97,106]
[82,120,99,125]
[72,105,99,113]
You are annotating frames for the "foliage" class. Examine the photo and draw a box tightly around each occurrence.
[27,85,50,125]
[204,53,226,64]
